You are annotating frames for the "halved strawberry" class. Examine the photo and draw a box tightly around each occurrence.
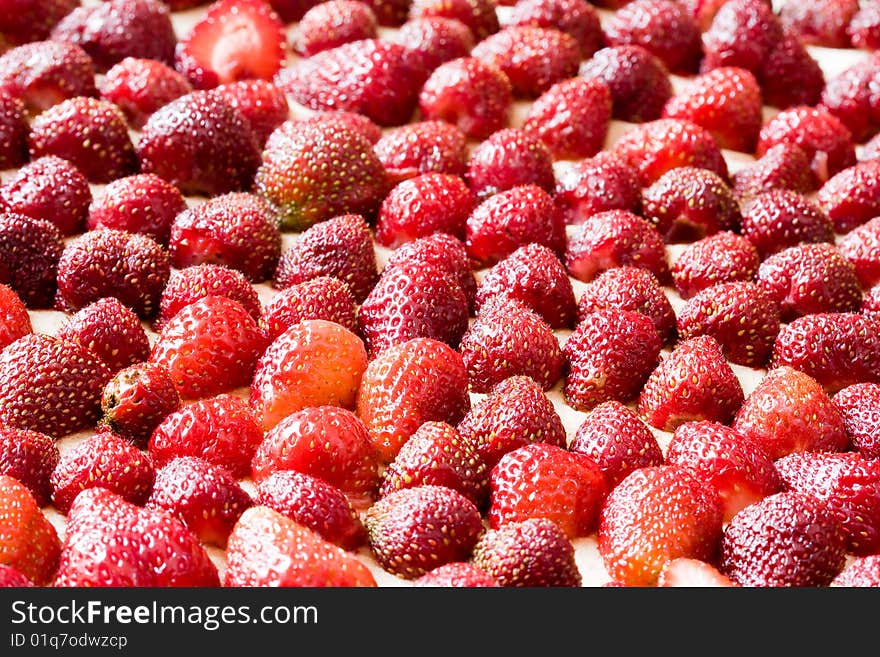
[0,475,60,585]
[740,189,834,258]
[0,427,58,507]
[605,0,702,73]
[263,277,357,341]
[100,362,181,448]
[414,562,499,587]
[466,128,556,201]
[0,212,63,309]
[671,231,759,300]
[833,383,880,460]
[657,558,735,587]
[554,152,642,224]
[99,57,193,130]
[0,284,31,351]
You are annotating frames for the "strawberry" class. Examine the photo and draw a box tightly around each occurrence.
[0,0,78,45]
[0,427,58,507]
[0,564,33,587]
[255,120,388,231]
[579,45,672,123]
[50,429,155,514]
[50,0,176,73]
[719,491,846,587]
[175,0,285,89]
[55,229,170,318]
[563,309,662,412]
[408,0,500,40]
[832,555,880,587]
[732,366,848,460]
[256,470,367,549]
[605,0,702,73]
[375,173,475,247]
[865,283,880,315]
[475,243,577,330]
[507,0,604,59]
[417,57,513,140]
[554,152,641,224]
[732,143,814,201]
[167,192,281,283]
[459,299,564,394]
[86,173,186,245]
[294,111,383,145]
[598,465,724,587]
[657,558,735,588]
[472,517,581,587]
[373,120,469,183]
[263,277,357,341]
[838,217,880,288]
[817,160,880,234]
[758,33,826,110]
[0,475,60,585]
[273,214,378,304]
[356,337,470,463]
[569,400,664,488]
[757,243,862,321]
[466,128,556,201]
[100,362,181,448]
[0,212,63,308]
[364,484,483,579]
[149,393,263,479]
[522,77,612,160]
[414,562,499,587]
[564,209,669,284]
[741,190,834,259]
[820,57,880,143]
[676,282,780,368]
[250,319,367,432]
[833,383,880,460]
[56,297,151,374]
[209,79,289,148]
[293,0,378,56]
[147,456,253,548]
[701,0,783,75]
[0,333,111,438]
[54,487,219,587]
[0,284,30,351]
[224,505,376,587]
[777,0,859,48]
[98,57,193,130]
[264,0,319,22]
[392,17,475,71]
[0,91,26,168]
[466,185,565,267]
[849,3,880,49]
[638,335,745,432]
[671,230,759,299]
[136,90,261,197]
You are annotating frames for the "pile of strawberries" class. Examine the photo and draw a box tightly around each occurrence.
[1,0,880,588]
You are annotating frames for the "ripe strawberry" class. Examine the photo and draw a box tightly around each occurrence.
[273,214,378,303]
[638,335,745,432]
[0,91,27,169]
[100,362,181,448]
[209,79,289,148]
[701,0,783,74]
[263,0,319,22]
[598,465,724,587]
[251,319,367,432]
[224,505,376,587]
[55,229,170,318]
[98,57,193,130]
[408,0,499,40]
[606,0,702,73]
[137,90,261,197]
[373,120,469,183]
[294,110,383,145]
[833,383,880,460]
[579,45,672,123]
[565,209,669,284]
[554,152,641,224]
[657,557,735,588]
[466,128,556,201]
[256,470,366,549]
[817,160,880,234]
[720,491,846,587]
[392,17,475,71]
[459,299,564,393]
[0,333,111,438]
[0,564,34,587]
[732,366,848,460]
[262,277,356,341]
[0,212,63,308]
[293,0,377,56]
[838,218,880,288]
[820,57,880,143]
[832,555,880,587]
[0,475,60,585]
[777,0,859,48]
[758,33,826,110]
[671,230,759,299]
[0,284,30,351]
[147,456,253,548]
[364,484,482,579]
[0,0,78,46]
[175,0,284,89]
[356,337,470,463]
[741,190,834,259]
[732,143,813,201]
[849,3,880,49]
[86,173,185,246]
[507,0,604,59]
[149,393,263,479]
[563,309,662,412]
[54,487,219,587]
[0,427,58,507]
[414,562,499,587]
[865,283,880,315]
[157,264,261,332]
[417,57,513,140]
[570,400,664,488]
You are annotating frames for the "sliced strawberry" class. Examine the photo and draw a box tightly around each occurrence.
[414,562,499,587]
[0,284,31,351]
[99,57,193,130]
[0,475,60,585]
[605,0,702,73]
[373,120,469,183]
[833,383,880,460]
[408,0,499,40]
[507,0,604,58]
[817,160,880,234]
[671,231,759,300]
[263,277,357,341]
[831,555,880,587]
[292,0,377,56]
[732,143,814,201]
[657,558,735,587]
[0,427,58,507]
[554,152,642,224]
[100,362,181,448]
[741,189,834,258]
[392,17,475,70]
[778,0,859,48]
[210,79,289,148]
[466,128,556,201]
[0,212,63,309]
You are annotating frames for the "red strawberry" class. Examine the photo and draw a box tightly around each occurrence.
[554,152,641,224]
[175,0,285,89]
[671,230,759,300]
[865,282,880,315]
[280,110,383,146]
[732,366,848,460]
[157,264,261,332]
[50,430,155,514]
[0,475,60,585]
[408,0,499,40]
[0,212,63,308]
[0,0,78,46]
[507,0,604,59]
[209,79,289,148]
[849,3,880,49]
[472,517,581,587]
[293,0,377,56]
[817,160,880,234]
[364,484,483,579]
[392,17,475,70]
[55,229,170,318]
[598,465,724,587]
[0,333,112,438]
[100,362,181,448]
[777,0,859,48]
[224,505,376,587]
[256,470,367,550]
[741,190,834,258]
[417,57,513,140]
[356,337,470,463]
[263,277,356,341]
[0,564,34,587]
[832,555,880,587]
[86,173,186,245]
[837,218,880,289]
[820,57,880,143]
[373,120,469,183]
[732,143,813,201]
[657,557,735,587]
[605,0,702,73]
[758,33,826,110]
[719,491,846,587]
[580,45,672,125]
[833,383,880,460]
[149,393,263,479]
[414,562,499,587]
[54,487,219,587]
[0,91,27,169]
[147,456,253,548]
[565,209,669,284]
[570,400,664,488]
[0,284,30,351]
[168,192,281,283]
[56,297,151,373]
[638,335,745,432]
[466,128,556,201]
[701,0,783,74]
[0,427,58,507]
[250,319,367,432]
[263,0,319,22]
[136,90,261,197]
[98,57,193,130]
[563,309,662,412]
